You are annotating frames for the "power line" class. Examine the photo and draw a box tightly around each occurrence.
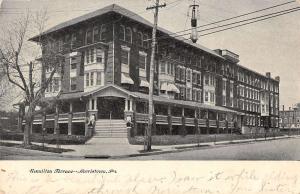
[156,6,300,40]
[198,7,300,37]
[166,0,297,37]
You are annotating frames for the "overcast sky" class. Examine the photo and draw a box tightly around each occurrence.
[0,0,299,110]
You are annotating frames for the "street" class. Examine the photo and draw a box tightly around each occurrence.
[125,137,300,160]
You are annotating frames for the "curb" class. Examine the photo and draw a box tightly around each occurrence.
[110,135,299,159]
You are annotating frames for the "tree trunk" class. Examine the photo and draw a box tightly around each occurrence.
[23,118,32,146]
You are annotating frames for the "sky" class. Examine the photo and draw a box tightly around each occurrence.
[0,0,299,111]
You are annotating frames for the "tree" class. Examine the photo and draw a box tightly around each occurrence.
[0,10,62,146]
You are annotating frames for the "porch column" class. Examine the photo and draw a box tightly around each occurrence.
[167,105,172,135]
[206,110,209,134]
[68,102,73,135]
[194,108,199,135]
[225,113,229,134]
[125,98,128,111]
[216,112,219,134]
[181,107,186,135]
[54,104,59,135]
[129,99,133,111]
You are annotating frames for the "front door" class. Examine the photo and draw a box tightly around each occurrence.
[97,97,125,119]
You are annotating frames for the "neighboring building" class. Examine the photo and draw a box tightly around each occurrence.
[279,107,300,129]
[30,4,280,139]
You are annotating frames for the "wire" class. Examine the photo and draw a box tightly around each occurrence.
[198,7,300,37]
[155,6,300,41]
[165,0,297,37]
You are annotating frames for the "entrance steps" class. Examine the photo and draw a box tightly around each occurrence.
[93,119,128,138]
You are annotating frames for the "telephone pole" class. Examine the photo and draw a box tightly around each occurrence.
[146,0,166,151]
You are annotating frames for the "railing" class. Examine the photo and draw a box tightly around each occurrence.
[209,120,217,128]
[34,114,42,120]
[59,113,69,119]
[185,118,195,126]
[156,115,168,124]
[219,121,226,128]
[228,121,234,128]
[198,119,206,127]
[135,113,148,123]
[172,116,182,125]
[46,114,55,120]
[72,112,86,121]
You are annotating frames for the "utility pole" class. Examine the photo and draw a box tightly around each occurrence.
[146,0,166,151]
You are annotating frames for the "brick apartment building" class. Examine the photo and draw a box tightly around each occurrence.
[30,4,280,140]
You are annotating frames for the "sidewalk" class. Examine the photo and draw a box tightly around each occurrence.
[1,135,299,159]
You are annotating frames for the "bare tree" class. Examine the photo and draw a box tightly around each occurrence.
[0,10,61,146]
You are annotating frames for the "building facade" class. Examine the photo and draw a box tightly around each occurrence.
[279,107,300,129]
[30,4,280,139]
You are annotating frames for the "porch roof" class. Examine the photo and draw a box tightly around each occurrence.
[131,92,240,114]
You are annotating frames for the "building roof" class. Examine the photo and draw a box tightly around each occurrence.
[30,4,223,59]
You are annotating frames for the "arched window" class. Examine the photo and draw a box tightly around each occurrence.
[119,25,125,41]
[125,27,132,43]
[137,32,143,47]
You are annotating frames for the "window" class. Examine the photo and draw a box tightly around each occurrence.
[85,73,89,87]
[222,95,226,106]
[186,69,191,82]
[192,90,197,101]
[70,78,76,91]
[119,25,125,41]
[160,62,166,74]
[86,29,92,44]
[125,27,132,43]
[93,26,99,42]
[204,74,209,85]
[137,32,143,47]
[86,50,90,64]
[205,91,209,102]
[53,78,60,92]
[121,49,129,65]
[167,62,171,74]
[175,66,180,80]
[90,48,94,63]
[100,24,107,40]
[186,88,191,100]
[71,57,77,70]
[181,68,186,81]
[210,92,215,103]
[223,80,226,91]
[192,72,197,84]
[139,54,146,70]
[96,72,102,85]
[71,33,77,49]
[197,72,201,85]
[96,48,104,63]
[90,72,94,86]
[143,34,149,48]
[197,90,202,102]
[230,82,233,94]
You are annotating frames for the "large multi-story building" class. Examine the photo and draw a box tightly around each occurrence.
[30,4,280,139]
[279,107,300,129]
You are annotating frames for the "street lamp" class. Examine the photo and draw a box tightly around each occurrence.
[190,3,199,43]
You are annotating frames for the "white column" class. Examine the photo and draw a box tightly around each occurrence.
[129,99,133,111]
[94,98,97,110]
[125,98,128,111]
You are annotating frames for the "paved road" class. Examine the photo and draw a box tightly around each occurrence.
[125,138,300,160]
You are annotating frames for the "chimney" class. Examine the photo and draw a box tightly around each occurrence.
[275,76,280,82]
[266,72,271,78]
[283,105,285,111]
[289,107,291,111]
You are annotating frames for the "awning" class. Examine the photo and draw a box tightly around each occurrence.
[160,82,168,91]
[167,83,180,93]
[121,73,134,85]
[140,77,149,88]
